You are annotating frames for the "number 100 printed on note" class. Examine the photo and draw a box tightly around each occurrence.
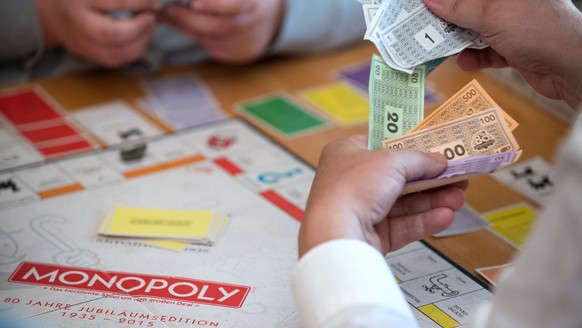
[382,108,521,160]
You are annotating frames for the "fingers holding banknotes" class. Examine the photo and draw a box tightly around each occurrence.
[162,0,285,64]
[298,135,467,258]
[423,0,582,108]
[36,0,160,67]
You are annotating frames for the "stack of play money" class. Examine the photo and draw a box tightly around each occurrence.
[369,72,522,161]
[381,80,522,194]
[366,55,522,193]
[357,0,521,193]
[357,0,487,74]
[367,54,520,149]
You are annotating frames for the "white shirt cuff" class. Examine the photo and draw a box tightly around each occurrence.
[292,239,417,328]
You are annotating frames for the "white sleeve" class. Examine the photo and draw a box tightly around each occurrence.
[272,0,366,55]
[476,112,582,328]
[292,239,419,328]
[293,113,582,327]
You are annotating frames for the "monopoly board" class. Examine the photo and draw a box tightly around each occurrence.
[0,119,491,327]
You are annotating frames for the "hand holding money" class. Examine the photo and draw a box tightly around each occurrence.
[365,59,522,192]
[382,104,521,193]
[300,134,466,256]
[358,0,523,193]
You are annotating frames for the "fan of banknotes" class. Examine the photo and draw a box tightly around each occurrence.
[357,0,522,194]
[358,0,488,74]
[369,55,522,194]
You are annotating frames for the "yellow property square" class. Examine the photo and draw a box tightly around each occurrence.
[300,82,369,125]
[484,202,538,248]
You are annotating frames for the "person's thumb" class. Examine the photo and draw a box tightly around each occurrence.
[380,149,449,182]
[422,0,486,32]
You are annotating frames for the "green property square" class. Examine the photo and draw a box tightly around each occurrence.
[239,95,326,136]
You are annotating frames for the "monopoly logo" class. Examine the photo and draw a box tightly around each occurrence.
[9,262,250,308]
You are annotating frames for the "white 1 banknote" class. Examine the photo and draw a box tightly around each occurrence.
[380,3,480,70]
[362,4,381,27]
[368,54,425,150]
[363,0,461,75]
[364,0,420,74]
[410,79,519,132]
[365,0,417,44]
[382,107,521,159]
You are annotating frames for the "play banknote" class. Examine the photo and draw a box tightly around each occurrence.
[411,80,518,132]
[368,54,425,150]
[382,108,521,159]
[402,151,517,194]
[360,0,487,73]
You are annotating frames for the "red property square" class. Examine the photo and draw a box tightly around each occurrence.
[0,89,64,125]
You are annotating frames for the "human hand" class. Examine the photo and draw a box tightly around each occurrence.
[298,135,467,258]
[423,0,582,108]
[36,0,160,67]
[161,0,285,64]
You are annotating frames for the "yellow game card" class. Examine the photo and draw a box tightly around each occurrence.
[207,213,230,244]
[101,205,215,240]
[142,239,189,251]
[300,82,369,125]
[99,207,188,251]
[483,202,538,248]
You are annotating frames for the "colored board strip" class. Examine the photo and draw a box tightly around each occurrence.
[38,183,84,199]
[260,190,304,221]
[214,157,244,176]
[418,304,460,328]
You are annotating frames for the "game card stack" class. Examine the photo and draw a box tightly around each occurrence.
[139,74,224,130]
[98,205,229,248]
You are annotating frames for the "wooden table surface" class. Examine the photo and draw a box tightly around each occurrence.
[3,41,570,284]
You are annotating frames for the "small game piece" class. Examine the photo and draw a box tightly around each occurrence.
[119,141,147,162]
